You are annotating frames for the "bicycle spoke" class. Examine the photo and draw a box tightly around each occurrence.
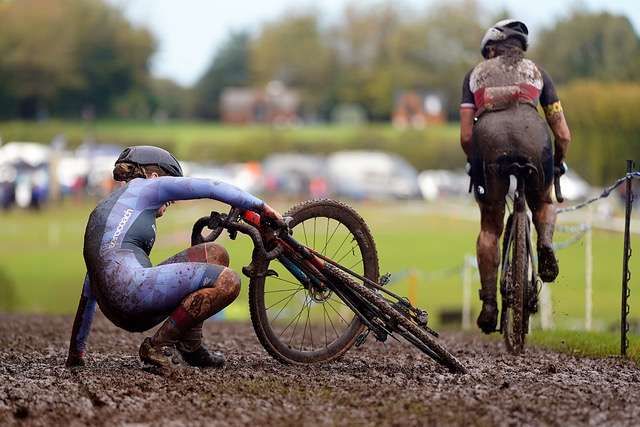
[249,199,379,364]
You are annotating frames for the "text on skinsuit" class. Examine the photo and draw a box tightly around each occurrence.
[109,209,134,248]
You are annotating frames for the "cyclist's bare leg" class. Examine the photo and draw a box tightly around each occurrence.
[476,201,505,333]
[529,187,559,282]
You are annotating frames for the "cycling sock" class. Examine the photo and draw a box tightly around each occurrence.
[151,305,199,346]
[169,304,200,331]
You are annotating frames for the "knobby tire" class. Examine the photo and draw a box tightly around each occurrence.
[248,199,379,364]
[502,211,529,354]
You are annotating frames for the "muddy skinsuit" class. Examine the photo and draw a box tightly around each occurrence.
[462,51,557,198]
[461,50,561,331]
[68,176,266,357]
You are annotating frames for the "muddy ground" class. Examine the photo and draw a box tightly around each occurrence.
[1,312,639,426]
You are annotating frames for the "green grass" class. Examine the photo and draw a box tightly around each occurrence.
[1,197,637,329]
[0,120,463,170]
[1,179,639,360]
[529,329,640,360]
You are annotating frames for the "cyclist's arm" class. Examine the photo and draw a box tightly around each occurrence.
[539,67,571,166]
[65,274,97,367]
[545,106,571,167]
[460,109,475,160]
[150,177,266,213]
[460,71,476,161]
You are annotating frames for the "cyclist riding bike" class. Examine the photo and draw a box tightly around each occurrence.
[65,146,282,369]
[459,20,571,334]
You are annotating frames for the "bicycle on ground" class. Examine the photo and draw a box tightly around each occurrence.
[191,198,467,373]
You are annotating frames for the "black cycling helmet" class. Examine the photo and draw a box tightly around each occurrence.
[480,19,529,59]
[115,145,183,177]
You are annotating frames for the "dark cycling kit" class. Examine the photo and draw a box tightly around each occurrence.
[461,56,562,200]
[69,176,266,357]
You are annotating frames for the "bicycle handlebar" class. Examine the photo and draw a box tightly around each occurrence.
[191,207,287,262]
[554,163,567,204]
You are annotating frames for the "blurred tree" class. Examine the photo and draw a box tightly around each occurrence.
[532,11,640,83]
[329,2,401,120]
[386,0,488,119]
[148,78,191,119]
[0,0,155,119]
[0,0,81,118]
[192,31,251,120]
[250,8,335,118]
[558,80,640,185]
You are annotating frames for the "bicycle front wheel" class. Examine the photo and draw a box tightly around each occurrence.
[501,211,529,354]
[248,199,379,364]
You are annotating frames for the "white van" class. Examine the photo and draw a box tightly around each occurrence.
[327,150,421,200]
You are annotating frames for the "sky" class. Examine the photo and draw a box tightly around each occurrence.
[106,0,640,88]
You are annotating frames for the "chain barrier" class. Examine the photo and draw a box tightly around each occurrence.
[557,171,640,214]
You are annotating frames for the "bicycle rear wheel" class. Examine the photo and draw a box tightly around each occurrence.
[248,199,379,364]
[501,211,529,354]
[322,263,467,373]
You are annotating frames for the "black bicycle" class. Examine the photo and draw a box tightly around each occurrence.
[191,198,467,373]
[499,163,564,353]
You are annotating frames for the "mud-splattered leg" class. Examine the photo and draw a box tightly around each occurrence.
[146,268,241,367]
[530,188,559,282]
[476,202,504,334]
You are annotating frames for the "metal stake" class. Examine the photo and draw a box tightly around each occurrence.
[620,159,635,357]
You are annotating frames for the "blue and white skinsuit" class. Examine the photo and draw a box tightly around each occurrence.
[68,176,265,357]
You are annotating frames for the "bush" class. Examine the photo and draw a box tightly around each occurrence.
[559,81,640,185]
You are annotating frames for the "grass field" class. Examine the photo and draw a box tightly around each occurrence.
[1,116,638,357]
[1,195,638,330]
[0,120,464,171]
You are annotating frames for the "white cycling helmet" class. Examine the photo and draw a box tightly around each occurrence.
[480,19,529,59]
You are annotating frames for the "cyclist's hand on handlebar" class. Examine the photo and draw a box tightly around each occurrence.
[553,162,567,203]
[261,203,283,221]
[554,161,568,177]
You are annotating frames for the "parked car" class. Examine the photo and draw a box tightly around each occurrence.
[559,169,592,201]
[418,169,471,201]
[327,150,421,200]
[260,152,329,199]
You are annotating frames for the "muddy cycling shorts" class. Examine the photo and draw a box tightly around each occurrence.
[471,107,554,206]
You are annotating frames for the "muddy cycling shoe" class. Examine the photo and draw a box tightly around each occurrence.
[477,302,498,334]
[538,245,559,283]
[176,341,225,368]
[139,337,191,369]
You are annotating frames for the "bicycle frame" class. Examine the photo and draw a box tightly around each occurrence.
[192,206,438,345]
[191,201,466,373]
[237,209,430,342]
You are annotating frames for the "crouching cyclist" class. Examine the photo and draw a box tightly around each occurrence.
[65,145,282,368]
